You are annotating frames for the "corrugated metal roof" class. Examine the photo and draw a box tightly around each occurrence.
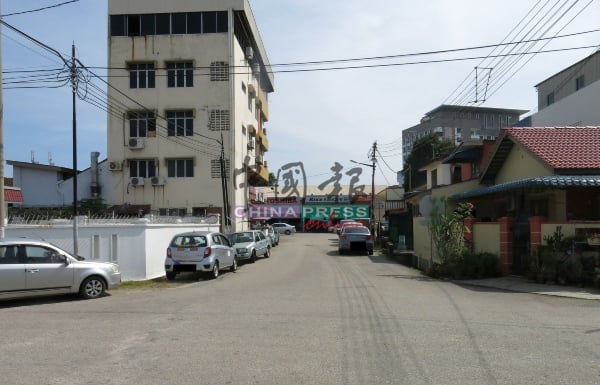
[450,175,600,200]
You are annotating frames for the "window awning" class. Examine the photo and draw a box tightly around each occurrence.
[450,175,600,200]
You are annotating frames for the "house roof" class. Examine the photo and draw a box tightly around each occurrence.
[481,127,600,183]
[4,188,23,203]
[450,175,600,200]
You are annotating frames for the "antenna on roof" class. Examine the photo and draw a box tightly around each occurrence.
[48,152,54,166]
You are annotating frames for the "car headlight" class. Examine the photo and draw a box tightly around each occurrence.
[110,264,120,273]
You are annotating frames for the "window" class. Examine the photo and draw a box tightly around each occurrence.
[167,159,194,178]
[471,162,481,178]
[129,63,155,89]
[0,245,18,264]
[546,92,554,106]
[128,111,156,138]
[248,93,253,112]
[167,62,193,87]
[129,159,157,178]
[167,110,194,137]
[575,75,585,91]
[110,12,228,37]
[208,110,230,131]
[23,246,61,264]
[210,61,229,81]
[211,159,230,178]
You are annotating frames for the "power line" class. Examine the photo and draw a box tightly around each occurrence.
[0,0,80,17]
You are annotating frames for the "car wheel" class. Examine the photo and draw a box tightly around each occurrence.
[250,250,257,263]
[210,262,219,279]
[230,256,238,272]
[338,249,344,255]
[285,230,291,235]
[166,272,177,281]
[265,247,270,258]
[79,276,106,299]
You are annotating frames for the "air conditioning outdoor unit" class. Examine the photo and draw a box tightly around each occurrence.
[128,138,145,149]
[263,160,268,168]
[109,161,122,171]
[245,46,254,60]
[151,176,165,186]
[130,177,145,186]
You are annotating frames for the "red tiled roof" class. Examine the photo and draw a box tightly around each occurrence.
[4,188,23,203]
[503,127,600,169]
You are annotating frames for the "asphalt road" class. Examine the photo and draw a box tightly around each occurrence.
[1,233,599,385]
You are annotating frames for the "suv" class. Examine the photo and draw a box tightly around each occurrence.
[271,223,296,235]
[229,230,270,263]
[165,231,237,280]
[0,238,121,300]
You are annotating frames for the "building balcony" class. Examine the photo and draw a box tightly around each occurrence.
[258,129,269,151]
[258,88,269,121]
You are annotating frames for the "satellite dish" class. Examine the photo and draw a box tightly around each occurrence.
[419,196,433,217]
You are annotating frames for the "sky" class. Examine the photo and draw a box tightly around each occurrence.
[1,0,599,188]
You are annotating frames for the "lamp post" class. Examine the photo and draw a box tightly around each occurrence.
[350,159,375,230]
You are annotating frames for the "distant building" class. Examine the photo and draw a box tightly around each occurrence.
[530,50,600,126]
[7,152,107,208]
[402,105,527,161]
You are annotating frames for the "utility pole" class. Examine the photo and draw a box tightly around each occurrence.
[71,43,79,256]
[0,3,5,239]
[369,141,377,232]
[219,132,230,232]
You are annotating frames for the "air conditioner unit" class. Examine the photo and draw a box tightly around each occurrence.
[247,83,256,95]
[128,138,145,149]
[245,46,254,60]
[247,138,255,150]
[109,161,122,171]
[256,154,263,165]
[151,176,165,186]
[263,160,268,168]
[130,177,145,186]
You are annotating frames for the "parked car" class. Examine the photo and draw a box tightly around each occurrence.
[229,230,270,263]
[272,222,296,235]
[263,226,280,247]
[0,238,121,300]
[165,231,237,280]
[338,226,374,255]
[337,221,363,236]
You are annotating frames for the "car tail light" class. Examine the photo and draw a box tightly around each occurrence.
[204,247,212,258]
[340,234,346,239]
[366,234,373,240]
[166,248,172,258]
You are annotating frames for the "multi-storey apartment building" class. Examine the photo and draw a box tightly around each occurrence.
[401,105,527,161]
[106,0,273,231]
[531,50,600,126]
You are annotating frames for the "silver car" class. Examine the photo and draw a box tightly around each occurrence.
[271,222,296,235]
[165,231,237,280]
[0,239,121,300]
[229,230,270,263]
[263,225,280,247]
[338,226,374,255]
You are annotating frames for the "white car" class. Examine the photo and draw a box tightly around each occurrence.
[271,223,296,235]
[165,231,237,280]
[0,239,121,300]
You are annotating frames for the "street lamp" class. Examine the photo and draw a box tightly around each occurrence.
[350,159,375,230]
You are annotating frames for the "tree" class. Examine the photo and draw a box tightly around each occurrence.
[402,134,455,191]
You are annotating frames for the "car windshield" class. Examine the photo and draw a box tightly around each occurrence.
[231,232,254,243]
[171,235,207,247]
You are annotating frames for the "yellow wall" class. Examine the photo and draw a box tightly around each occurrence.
[473,223,501,255]
[412,218,437,264]
[496,143,552,184]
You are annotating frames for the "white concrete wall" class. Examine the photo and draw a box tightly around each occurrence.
[5,222,219,281]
